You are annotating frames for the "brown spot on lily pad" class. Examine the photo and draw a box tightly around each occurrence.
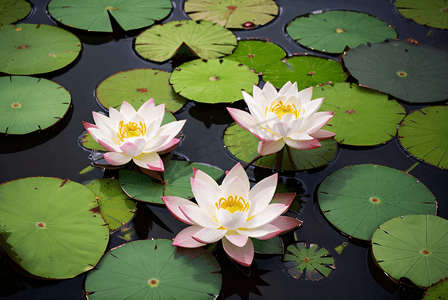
[227,5,237,10]
[345,109,355,114]
[242,22,256,29]
[17,45,28,49]
[137,88,148,93]
[90,206,101,214]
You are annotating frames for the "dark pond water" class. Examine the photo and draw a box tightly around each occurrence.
[1,0,448,299]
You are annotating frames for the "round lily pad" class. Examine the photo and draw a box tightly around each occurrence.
[252,236,284,254]
[119,160,224,204]
[0,177,109,279]
[170,58,259,103]
[184,0,278,29]
[283,242,335,281]
[313,83,406,145]
[372,215,448,287]
[0,76,71,135]
[84,178,136,232]
[263,56,348,90]
[318,164,437,241]
[394,0,448,29]
[85,239,222,300]
[0,23,81,75]
[135,20,237,63]
[286,10,397,54]
[343,40,448,103]
[0,0,32,25]
[48,0,172,32]
[223,123,338,171]
[424,278,448,300]
[398,106,448,169]
[224,40,286,73]
[96,69,187,113]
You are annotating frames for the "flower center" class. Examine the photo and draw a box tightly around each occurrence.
[215,196,249,213]
[266,100,302,119]
[117,120,146,142]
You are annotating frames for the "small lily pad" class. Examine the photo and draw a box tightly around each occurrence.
[0,76,71,135]
[0,177,109,279]
[170,58,258,103]
[263,56,348,90]
[372,215,448,287]
[0,0,32,25]
[84,179,136,232]
[394,0,448,29]
[135,20,237,62]
[85,239,222,300]
[96,69,187,113]
[48,0,172,32]
[252,236,284,254]
[286,10,397,54]
[423,278,448,300]
[119,160,224,204]
[399,106,448,169]
[313,83,406,145]
[0,23,81,75]
[283,242,335,281]
[184,0,278,29]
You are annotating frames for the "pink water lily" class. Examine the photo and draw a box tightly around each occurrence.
[227,81,335,156]
[83,99,186,171]
[162,162,302,266]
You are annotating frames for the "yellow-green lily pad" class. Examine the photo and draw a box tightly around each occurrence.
[395,0,448,29]
[0,0,32,25]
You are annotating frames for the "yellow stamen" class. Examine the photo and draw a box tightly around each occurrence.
[266,100,303,119]
[215,196,249,213]
[117,120,146,142]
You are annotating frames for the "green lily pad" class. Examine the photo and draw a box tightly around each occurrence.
[372,215,448,288]
[135,20,237,63]
[119,160,224,204]
[223,123,338,171]
[263,56,348,90]
[184,0,278,29]
[318,164,437,241]
[313,83,406,146]
[96,69,186,113]
[0,24,81,75]
[84,179,136,232]
[343,40,448,103]
[252,236,284,254]
[224,40,286,73]
[423,278,448,300]
[283,242,335,281]
[394,0,448,29]
[85,239,222,300]
[0,0,32,25]
[398,106,448,169]
[0,76,71,135]
[48,0,172,32]
[0,177,109,279]
[286,10,397,54]
[170,59,258,103]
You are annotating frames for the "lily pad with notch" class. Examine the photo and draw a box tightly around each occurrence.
[85,239,222,300]
[0,0,32,25]
[318,164,437,241]
[423,278,448,300]
[48,0,172,32]
[313,82,406,146]
[372,215,448,287]
[394,0,448,29]
[0,177,109,279]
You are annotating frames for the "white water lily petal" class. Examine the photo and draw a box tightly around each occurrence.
[119,101,137,120]
[155,120,186,146]
[222,236,254,267]
[301,112,334,134]
[173,226,206,248]
[143,135,170,153]
[87,127,121,152]
[225,234,249,247]
[310,129,337,139]
[262,82,279,104]
[162,196,197,225]
[192,228,227,244]
[133,152,163,171]
[193,169,221,198]
[237,223,281,239]
[297,86,313,103]
[191,177,220,217]
[92,111,114,134]
[227,107,258,133]
[216,209,248,230]
[244,203,287,229]
[145,104,165,139]
[221,163,250,193]
[104,152,132,166]
[248,173,278,217]
[285,137,321,150]
[288,132,314,141]
[179,205,221,229]
[257,139,285,156]
[137,98,155,119]
[302,97,324,118]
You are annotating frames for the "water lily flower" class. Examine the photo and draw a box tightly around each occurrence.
[227,81,335,156]
[83,99,186,171]
[162,162,302,266]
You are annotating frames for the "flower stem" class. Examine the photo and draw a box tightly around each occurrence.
[244,155,262,170]
[285,145,298,170]
[274,148,284,170]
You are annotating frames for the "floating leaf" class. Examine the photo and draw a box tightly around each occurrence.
[0,0,31,25]
[343,40,448,103]
[263,56,347,90]
[184,0,278,29]
[48,0,172,32]
[135,20,237,62]
[85,239,222,300]
[399,106,448,169]
[224,40,285,73]
[394,0,448,29]
[223,123,338,171]
[313,83,406,145]
[170,59,258,103]
[372,215,448,287]
[0,76,71,135]
[84,179,136,232]
[286,10,397,54]
[318,164,437,241]
[334,242,348,254]
[119,160,224,204]
[96,69,186,113]
[0,177,109,279]
[423,278,448,300]
[283,242,335,281]
[252,236,284,254]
